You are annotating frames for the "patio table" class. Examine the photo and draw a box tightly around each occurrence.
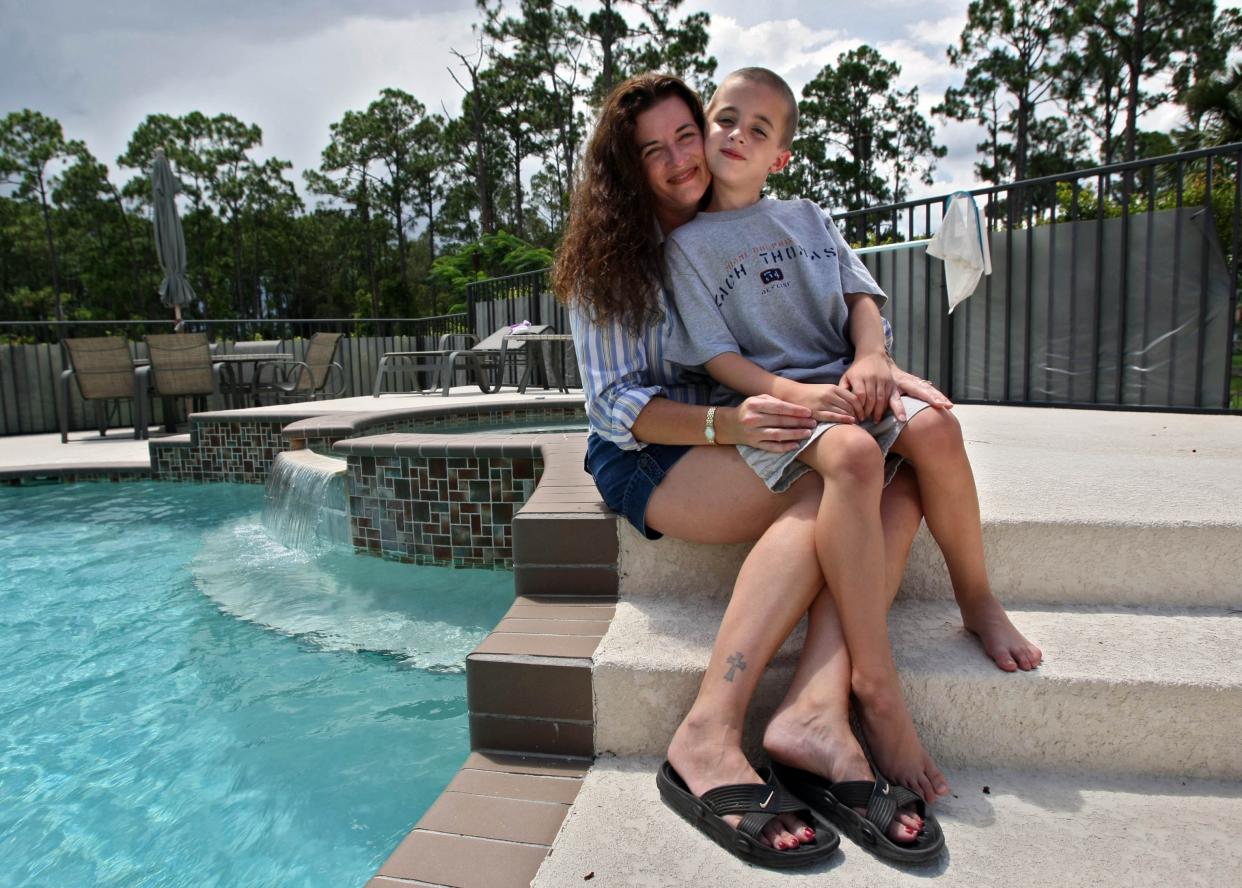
[212,353,292,408]
[498,333,577,394]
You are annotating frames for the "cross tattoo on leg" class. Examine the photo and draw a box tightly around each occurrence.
[724,652,747,683]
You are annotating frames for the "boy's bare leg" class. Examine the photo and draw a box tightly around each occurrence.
[764,465,938,841]
[890,409,1043,672]
[796,426,948,803]
[650,450,826,850]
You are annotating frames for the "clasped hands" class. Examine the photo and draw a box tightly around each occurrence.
[728,353,952,452]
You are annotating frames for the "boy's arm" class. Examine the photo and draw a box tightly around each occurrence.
[842,292,899,422]
[706,352,860,423]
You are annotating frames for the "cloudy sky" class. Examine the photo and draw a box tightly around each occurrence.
[2,0,1236,205]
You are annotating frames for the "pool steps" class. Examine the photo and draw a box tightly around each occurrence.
[534,405,1242,887]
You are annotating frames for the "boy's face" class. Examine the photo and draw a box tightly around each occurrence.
[704,78,792,194]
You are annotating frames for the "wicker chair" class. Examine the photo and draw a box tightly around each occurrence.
[59,336,146,443]
[254,331,345,402]
[141,332,226,437]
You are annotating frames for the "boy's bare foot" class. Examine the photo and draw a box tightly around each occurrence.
[851,671,950,803]
[960,593,1043,671]
[667,713,816,851]
[763,705,925,843]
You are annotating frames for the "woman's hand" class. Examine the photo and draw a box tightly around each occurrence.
[718,394,818,452]
[889,365,954,421]
[840,350,896,422]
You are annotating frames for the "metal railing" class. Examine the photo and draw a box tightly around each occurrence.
[0,315,467,436]
[6,144,1239,435]
[836,142,1240,412]
[465,269,566,333]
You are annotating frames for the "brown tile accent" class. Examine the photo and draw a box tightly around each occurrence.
[447,768,582,805]
[417,791,569,845]
[493,618,612,636]
[506,602,616,621]
[470,714,593,757]
[513,514,617,565]
[468,655,593,721]
[514,565,618,599]
[460,751,590,778]
[472,633,601,659]
[378,830,550,888]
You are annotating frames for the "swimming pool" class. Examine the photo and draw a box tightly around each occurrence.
[0,482,512,886]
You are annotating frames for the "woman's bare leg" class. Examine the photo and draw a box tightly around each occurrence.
[647,446,827,850]
[648,448,935,846]
[764,465,936,839]
[795,425,949,803]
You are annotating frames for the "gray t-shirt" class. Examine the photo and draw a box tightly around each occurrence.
[663,197,886,396]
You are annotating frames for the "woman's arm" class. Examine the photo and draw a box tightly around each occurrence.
[569,300,816,451]
[632,391,817,450]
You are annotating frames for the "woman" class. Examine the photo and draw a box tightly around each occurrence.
[552,73,950,865]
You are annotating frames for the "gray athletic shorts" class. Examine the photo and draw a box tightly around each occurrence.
[739,395,931,493]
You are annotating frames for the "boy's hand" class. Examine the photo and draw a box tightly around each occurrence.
[791,383,861,424]
[840,350,896,422]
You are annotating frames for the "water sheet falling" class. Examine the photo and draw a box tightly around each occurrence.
[262,450,350,554]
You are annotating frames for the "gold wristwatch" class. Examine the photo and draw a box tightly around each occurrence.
[704,406,718,445]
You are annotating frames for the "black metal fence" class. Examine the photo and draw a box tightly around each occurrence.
[465,269,568,336]
[6,144,1239,435]
[0,315,467,436]
[838,142,1240,413]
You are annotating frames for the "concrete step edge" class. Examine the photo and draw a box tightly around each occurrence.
[532,755,1242,888]
[592,599,1242,779]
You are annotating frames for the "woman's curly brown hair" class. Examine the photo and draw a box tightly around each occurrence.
[552,73,705,334]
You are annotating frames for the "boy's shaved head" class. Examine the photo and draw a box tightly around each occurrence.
[712,67,799,148]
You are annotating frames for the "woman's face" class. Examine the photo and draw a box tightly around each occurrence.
[634,96,710,223]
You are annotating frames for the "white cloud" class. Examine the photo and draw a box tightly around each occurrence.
[5,7,480,192]
[705,15,854,91]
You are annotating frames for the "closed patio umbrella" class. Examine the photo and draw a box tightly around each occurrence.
[151,148,196,329]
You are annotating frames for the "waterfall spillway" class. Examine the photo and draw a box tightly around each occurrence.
[262,450,350,553]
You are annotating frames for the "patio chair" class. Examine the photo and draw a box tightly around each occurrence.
[59,336,146,443]
[141,332,227,438]
[253,331,346,402]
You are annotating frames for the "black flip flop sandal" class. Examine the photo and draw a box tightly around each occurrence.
[770,761,946,864]
[656,761,841,869]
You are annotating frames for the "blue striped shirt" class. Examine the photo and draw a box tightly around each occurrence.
[569,293,711,450]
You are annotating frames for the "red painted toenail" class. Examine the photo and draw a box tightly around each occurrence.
[803,828,815,839]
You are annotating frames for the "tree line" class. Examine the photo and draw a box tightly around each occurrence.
[2,0,1239,327]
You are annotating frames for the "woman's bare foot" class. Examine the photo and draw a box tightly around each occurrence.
[763,704,925,843]
[667,712,816,851]
[959,593,1043,671]
[851,671,950,803]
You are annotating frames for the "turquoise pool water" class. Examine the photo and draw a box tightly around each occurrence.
[0,482,512,887]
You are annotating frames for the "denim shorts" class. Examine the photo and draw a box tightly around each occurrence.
[585,433,692,540]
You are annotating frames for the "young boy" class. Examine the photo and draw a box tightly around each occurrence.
[663,67,1042,798]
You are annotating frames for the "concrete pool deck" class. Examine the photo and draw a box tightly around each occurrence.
[3,399,1240,887]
